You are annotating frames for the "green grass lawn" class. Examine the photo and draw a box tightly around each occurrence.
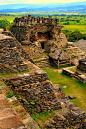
[43,68,86,113]
[62,25,86,34]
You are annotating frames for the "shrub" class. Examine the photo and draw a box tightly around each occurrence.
[6,90,14,98]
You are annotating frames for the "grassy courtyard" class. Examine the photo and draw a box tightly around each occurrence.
[43,68,86,113]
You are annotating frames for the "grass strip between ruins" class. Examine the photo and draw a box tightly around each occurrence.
[43,68,86,113]
[31,109,55,128]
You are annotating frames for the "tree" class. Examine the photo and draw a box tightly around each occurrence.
[63,30,83,42]
[0,19,10,29]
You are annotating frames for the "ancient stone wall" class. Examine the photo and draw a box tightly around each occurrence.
[14,15,59,26]
[21,41,42,58]
[11,15,67,56]
[0,34,32,73]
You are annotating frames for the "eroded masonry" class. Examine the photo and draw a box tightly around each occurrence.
[0,15,86,128]
[11,15,67,59]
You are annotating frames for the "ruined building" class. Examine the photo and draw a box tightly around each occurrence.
[0,28,86,128]
[11,15,67,59]
[49,48,71,67]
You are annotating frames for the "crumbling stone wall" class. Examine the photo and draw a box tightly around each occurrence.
[21,41,42,58]
[14,15,59,26]
[11,15,67,58]
[0,35,31,73]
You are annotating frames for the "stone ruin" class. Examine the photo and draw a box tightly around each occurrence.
[64,42,85,66]
[74,39,86,54]
[0,30,86,128]
[14,15,59,26]
[0,33,33,73]
[11,15,67,59]
[77,58,86,73]
[49,48,71,67]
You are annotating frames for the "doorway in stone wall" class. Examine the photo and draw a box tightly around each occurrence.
[41,42,45,49]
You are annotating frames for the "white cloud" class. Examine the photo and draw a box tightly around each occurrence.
[0,0,86,5]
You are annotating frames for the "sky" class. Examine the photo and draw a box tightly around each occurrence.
[0,0,86,5]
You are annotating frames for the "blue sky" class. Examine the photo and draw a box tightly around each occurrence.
[0,0,86,5]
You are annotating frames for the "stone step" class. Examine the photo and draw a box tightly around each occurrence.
[0,95,11,110]
[0,115,24,129]
[0,93,24,128]
[0,108,16,117]
[7,95,39,129]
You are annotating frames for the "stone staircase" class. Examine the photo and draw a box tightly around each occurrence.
[0,93,24,129]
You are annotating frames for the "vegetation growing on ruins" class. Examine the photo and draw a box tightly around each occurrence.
[6,90,14,98]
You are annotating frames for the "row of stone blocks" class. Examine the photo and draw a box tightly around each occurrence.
[62,68,86,83]
[14,15,59,26]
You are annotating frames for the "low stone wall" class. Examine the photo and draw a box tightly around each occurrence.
[74,74,86,83]
[62,68,74,78]
[62,68,86,83]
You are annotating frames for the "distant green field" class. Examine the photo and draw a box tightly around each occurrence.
[0,13,86,34]
[0,15,20,23]
[52,14,86,34]
[43,68,86,113]
[62,25,86,34]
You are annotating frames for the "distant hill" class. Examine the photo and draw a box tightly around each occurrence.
[0,2,86,13]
